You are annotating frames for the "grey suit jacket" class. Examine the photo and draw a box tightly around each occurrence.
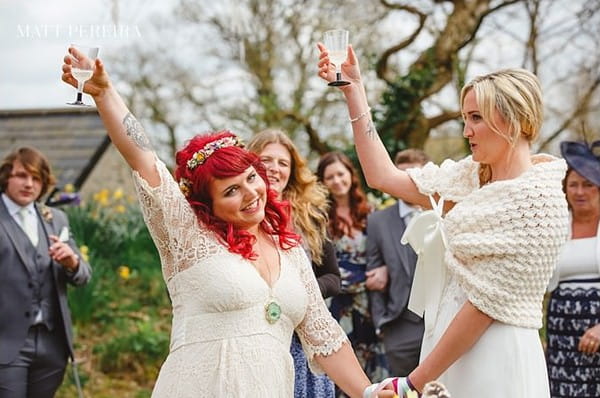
[366,202,421,330]
[0,199,91,364]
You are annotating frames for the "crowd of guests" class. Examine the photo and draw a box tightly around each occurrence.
[4,40,600,398]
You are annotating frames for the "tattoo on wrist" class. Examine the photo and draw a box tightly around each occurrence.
[123,112,152,151]
[364,119,378,140]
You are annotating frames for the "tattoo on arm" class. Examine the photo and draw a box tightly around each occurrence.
[364,119,378,140]
[122,112,153,151]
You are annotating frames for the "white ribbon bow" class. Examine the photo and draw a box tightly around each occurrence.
[401,195,447,336]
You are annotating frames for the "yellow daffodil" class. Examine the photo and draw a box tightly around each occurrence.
[79,245,89,262]
[118,265,131,280]
[93,189,110,206]
[113,188,124,200]
[64,183,75,193]
[114,204,126,214]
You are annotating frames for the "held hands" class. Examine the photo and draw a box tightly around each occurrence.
[61,47,111,99]
[578,324,600,355]
[48,235,80,272]
[363,377,414,398]
[317,42,363,91]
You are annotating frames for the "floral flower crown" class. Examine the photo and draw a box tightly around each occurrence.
[179,135,245,197]
[186,136,245,170]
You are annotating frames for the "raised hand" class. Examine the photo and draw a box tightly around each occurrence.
[62,47,111,98]
[317,42,363,90]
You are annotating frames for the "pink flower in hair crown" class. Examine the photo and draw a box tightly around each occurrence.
[186,136,245,170]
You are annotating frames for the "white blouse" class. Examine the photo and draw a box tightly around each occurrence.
[555,237,600,281]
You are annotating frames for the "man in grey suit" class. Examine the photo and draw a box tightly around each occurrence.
[365,149,428,376]
[0,147,91,398]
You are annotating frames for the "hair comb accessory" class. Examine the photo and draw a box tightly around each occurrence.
[187,136,245,170]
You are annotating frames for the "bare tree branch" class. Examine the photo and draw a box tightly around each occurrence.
[375,6,427,83]
[538,74,600,150]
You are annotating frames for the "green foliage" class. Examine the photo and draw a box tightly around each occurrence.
[377,48,438,156]
[94,320,169,379]
[65,190,163,325]
[56,189,170,396]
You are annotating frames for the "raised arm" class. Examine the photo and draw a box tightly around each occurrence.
[61,47,159,186]
[317,43,429,209]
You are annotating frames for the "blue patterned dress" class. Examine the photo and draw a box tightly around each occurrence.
[546,237,600,397]
[329,231,389,397]
[291,333,335,397]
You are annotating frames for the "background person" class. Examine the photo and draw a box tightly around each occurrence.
[365,149,428,376]
[546,140,600,398]
[0,146,91,398]
[248,129,340,398]
[317,151,389,396]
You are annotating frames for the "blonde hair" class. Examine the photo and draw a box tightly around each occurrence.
[248,129,330,264]
[460,68,543,185]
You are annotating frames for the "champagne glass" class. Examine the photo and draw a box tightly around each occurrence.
[67,44,99,106]
[323,29,350,87]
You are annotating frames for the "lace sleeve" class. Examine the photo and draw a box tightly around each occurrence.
[132,157,217,281]
[406,156,480,202]
[292,246,349,374]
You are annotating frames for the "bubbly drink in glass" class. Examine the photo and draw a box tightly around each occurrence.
[67,44,99,106]
[323,29,350,87]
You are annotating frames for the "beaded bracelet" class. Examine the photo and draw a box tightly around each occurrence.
[349,107,371,123]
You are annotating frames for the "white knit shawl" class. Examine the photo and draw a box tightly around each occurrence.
[407,155,569,328]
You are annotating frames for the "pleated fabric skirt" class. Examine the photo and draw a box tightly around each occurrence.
[546,278,600,398]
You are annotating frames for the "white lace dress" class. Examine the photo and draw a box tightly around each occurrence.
[132,159,347,397]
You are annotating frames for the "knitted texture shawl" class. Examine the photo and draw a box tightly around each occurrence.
[406,155,569,328]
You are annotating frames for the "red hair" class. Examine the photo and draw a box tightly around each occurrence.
[316,152,371,239]
[175,130,299,259]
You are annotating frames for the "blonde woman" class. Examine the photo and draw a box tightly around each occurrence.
[318,43,569,397]
[249,129,340,397]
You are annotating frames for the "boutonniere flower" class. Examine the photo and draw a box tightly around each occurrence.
[40,204,53,223]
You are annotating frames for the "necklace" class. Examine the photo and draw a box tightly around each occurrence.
[256,234,282,324]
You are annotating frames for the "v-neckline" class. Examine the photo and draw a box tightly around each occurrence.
[248,243,283,290]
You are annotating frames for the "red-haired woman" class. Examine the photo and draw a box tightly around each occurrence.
[317,152,389,395]
[61,49,396,398]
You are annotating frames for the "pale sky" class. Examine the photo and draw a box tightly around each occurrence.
[1,0,593,153]
[0,0,164,110]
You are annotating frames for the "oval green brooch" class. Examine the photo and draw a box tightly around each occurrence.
[265,301,282,324]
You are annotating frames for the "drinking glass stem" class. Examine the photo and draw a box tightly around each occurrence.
[336,66,342,81]
[77,80,84,94]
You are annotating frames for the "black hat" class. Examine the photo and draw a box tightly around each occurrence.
[560,140,600,187]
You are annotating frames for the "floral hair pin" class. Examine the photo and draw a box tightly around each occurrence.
[186,136,244,170]
[179,178,192,197]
